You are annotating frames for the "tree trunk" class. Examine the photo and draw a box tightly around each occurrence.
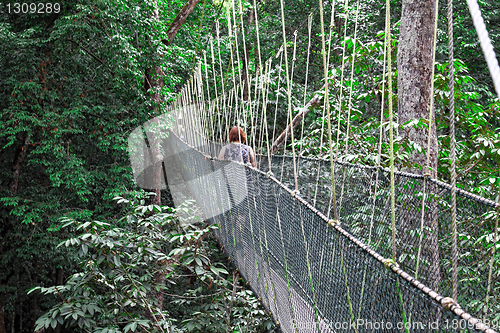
[397,0,438,176]
[143,0,200,321]
[144,66,164,207]
[142,5,165,324]
[397,0,441,291]
[10,134,30,194]
[144,0,201,206]
[0,293,6,333]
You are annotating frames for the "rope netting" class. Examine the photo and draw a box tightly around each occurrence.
[160,128,498,332]
[128,0,500,330]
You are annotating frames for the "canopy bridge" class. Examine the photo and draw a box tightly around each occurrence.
[129,0,500,331]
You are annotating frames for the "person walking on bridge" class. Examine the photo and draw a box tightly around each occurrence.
[218,126,256,167]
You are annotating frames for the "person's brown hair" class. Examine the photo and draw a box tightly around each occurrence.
[229,126,246,143]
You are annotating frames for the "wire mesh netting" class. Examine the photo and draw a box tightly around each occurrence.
[258,154,500,328]
[159,127,499,333]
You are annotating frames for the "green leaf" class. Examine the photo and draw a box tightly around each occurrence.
[195,257,203,267]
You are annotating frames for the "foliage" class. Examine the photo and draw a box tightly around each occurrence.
[0,0,210,330]
[30,195,272,332]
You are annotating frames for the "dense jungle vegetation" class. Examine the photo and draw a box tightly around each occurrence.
[0,0,498,332]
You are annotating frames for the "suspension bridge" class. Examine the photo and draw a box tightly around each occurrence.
[128,0,500,331]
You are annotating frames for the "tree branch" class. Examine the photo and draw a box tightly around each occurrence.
[68,39,114,76]
[68,39,105,66]
[269,81,329,155]
[162,0,201,47]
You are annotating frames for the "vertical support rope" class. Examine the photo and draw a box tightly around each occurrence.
[215,21,225,144]
[272,49,284,146]
[256,61,269,157]
[196,65,204,145]
[186,77,194,146]
[209,37,223,147]
[237,0,253,148]
[336,0,360,214]
[258,70,269,160]
[447,0,459,302]
[290,30,299,173]
[326,1,336,69]
[252,0,265,162]
[290,31,299,95]
[203,50,215,149]
[343,0,360,158]
[319,0,338,221]
[382,15,409,333]
[386,0,395,262]
[229,0,244,141]
[197,62,207,151]
[358,3,390,318]
[193,74,201,147]
[484,194,499,321]
[263,60,273,173]
[334,0,350,161]
[303,13,314,107]
[319,1,355,329]
[279,0,299,192]
[229,0,245,152]
[312,4,335,208]
[298,12,315,182]
[192,76,200,147]
[215,20,226,110]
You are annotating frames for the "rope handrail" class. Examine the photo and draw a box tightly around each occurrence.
[181,121,500,211]
[269,153,500,209]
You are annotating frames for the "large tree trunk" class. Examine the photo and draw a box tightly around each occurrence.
[397,0,438,176]
[397,0,440,291]
[143,4,167,322]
